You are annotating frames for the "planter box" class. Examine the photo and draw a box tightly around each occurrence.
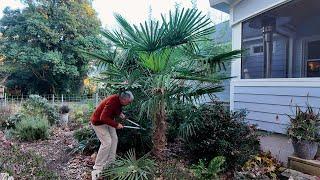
[288,156,320,176]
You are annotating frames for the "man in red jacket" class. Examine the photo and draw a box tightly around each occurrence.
[90,91,134,180]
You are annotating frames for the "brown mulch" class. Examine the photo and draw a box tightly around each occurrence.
[1,127,94,180]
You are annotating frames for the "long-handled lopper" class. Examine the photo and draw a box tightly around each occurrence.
[123,119,146,130]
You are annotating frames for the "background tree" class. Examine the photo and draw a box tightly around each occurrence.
[0,0,106,94]
[84,8,241,159]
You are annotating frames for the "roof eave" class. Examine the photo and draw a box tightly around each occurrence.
[209,0,238,14]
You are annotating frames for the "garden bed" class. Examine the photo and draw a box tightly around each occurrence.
[0,127,93,179]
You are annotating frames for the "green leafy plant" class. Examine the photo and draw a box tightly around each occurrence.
[0,106,15,128]
[235,152,284,179]
[102,149,156,180]
[182,102,260,170]
[73,125,100,154]
[191,156,225,180]
[117,103,153,156]
[21,95,59,125]
[3,112,25,129]
[287,103,320,142]
[13,116,49,141]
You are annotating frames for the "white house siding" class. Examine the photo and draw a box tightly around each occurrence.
[232,79,320,134]
[229,0,320,134]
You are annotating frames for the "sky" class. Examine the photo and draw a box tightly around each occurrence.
[0,0,229,28]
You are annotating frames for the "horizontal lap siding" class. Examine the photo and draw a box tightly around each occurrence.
[233,86,320,133]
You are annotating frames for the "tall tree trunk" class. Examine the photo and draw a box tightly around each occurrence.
[152,97,167,159]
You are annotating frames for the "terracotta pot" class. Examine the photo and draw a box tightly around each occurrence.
[292,139,318,160]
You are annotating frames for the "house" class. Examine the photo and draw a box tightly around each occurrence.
[210,0,320,163]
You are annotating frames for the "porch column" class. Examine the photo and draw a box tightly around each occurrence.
[263,25,274,78]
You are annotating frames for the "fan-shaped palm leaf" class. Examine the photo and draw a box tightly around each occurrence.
[161,8,214,47]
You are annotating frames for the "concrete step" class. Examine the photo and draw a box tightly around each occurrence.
[281,169,319,180]
[288,156,320,177]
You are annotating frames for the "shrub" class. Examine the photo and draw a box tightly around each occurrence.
[59,105,70,114]
[3,112,26,129]
[102,149,156,180]
[69,102,94,126]
[191,156,226,180]
[21,95,59,125]
[0,106,14,128]
[166,102,196,142]
[182,102,260,170]
[117,102,152,156]
[13,116,49,141]
[287,103,320,142]
[73,125,100,154]
[235,152,284,179]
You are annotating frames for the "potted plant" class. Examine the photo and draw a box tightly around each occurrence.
[287,103,320,159]
[59,105,70,127]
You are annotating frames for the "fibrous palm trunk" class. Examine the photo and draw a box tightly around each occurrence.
[152,96,167,159]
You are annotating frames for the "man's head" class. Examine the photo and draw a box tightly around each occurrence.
[119,91,134,106]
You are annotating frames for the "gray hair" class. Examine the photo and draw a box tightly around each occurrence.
[120,91,134,101]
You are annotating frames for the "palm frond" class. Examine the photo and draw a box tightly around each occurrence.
[161,8,214,47]
[173,74,230,83]
[198,50,242,72]
[102,149,155,180]
[77,48,114,64]
[138,48,171,73]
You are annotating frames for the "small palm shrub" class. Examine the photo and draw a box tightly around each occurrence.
[21,95,59,125]
[287,103,320,142]
[13,116,49,141]
[182,102,260,170]
[191,156,226,180]
[102,149,156,180]
[73,125,100,154]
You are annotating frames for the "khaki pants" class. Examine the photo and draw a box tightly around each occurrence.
[92,124,118,171]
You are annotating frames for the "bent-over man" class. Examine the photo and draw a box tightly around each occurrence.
[90,91,134,180]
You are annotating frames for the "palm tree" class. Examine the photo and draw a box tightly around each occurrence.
[83,8,241,159]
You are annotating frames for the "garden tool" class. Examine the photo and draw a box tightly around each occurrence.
[124,119,146,130]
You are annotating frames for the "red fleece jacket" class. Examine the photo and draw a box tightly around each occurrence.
[90,94,122,128]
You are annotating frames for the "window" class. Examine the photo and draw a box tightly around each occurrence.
[249,43,276,56]
[241,0,320,79]
[253,45,263,54]
[306,40,320,77]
